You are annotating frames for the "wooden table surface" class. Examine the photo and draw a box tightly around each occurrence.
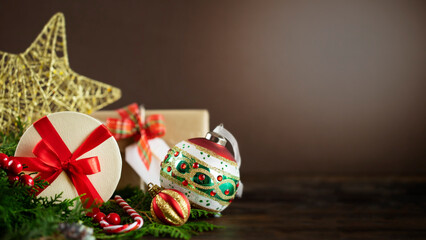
[193,174,426,240]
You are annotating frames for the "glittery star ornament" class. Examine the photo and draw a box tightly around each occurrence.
[0,12,121,133]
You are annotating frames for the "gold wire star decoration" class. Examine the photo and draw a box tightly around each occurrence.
[0,12,121,133]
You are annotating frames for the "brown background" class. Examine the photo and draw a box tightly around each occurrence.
[1,0,425,175]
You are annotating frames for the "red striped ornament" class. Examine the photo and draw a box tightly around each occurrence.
[150,189,191,226]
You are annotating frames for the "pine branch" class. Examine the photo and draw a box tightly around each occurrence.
[190,209,219,220]
[0,118,26,156]
[0,123,222,240]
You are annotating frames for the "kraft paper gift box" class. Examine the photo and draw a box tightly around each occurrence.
[91,108,209,191]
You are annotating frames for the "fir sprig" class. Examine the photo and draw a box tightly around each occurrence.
[0,118,26,156]
[0,122,222,239]
[0,169,79,240]
[92,187,221,239]
[190,209,220,219]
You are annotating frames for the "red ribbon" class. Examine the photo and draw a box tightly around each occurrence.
[106,103,165,170]
[14,116,112,208]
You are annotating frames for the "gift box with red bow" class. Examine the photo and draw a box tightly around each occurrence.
[14,112,122,207]
[91,104,209,190]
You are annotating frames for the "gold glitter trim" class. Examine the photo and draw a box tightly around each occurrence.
[150,191,188,226]
[184,141,238,167]
[150,202,160,223]
[161,172,231,206]
[173,146,239,180]
[163,148,237,200]
[162,189,190,220]
[156,195,185,226]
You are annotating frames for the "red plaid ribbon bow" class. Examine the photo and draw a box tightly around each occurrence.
[106,103,165,170]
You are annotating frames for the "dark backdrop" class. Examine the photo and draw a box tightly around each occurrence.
[1,0,425,174]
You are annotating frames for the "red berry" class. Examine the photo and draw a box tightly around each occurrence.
[93,212,106,223]
[0,153,8,167]
[106,213,121,225]
[192,162,199,168]
[217,175,223,181]
[224,189,230,195]
[174,152,179,157]
[9,160,23,175]
[167,166,171,172]
[20,175,34,187]
[86,207,100,217]
[210,191,216,196]
[198,174,205,181]
[236,182,239,188]
[5,159,14,170]
[182,180,188,186]
[8,173,19,182]
[164,154,169,160]
[229,199,233,203]
[180,163,187,169]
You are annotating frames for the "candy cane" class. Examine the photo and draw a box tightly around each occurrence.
[99,195,144,233]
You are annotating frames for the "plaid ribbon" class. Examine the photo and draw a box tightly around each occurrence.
[106,103,165,170]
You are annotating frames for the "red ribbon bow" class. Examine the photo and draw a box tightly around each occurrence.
[14,116,112,208]
[106,103,165,170]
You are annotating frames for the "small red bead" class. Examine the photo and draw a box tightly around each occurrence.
[182,180,188,186]
[181,163,187,170]
[20,175,34,187]
[106,213,121,225]
[224,189,230,195]
[192,162,199,168]
[9,160,23,175]
[210,191,216,196]
[93,212,106,223]
[167,166,171,172]
[0,153,8,167]
[229,199,233,203]
[217,175,223,181]
[8,173,19,182]
[174,152,179,157]
[164,154,169,160]
[236,182,239,188]
[198,174,205,181]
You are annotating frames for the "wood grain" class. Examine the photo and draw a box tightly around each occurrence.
[192,174,426,240]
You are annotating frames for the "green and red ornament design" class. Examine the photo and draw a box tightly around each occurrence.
[160,135,240,212]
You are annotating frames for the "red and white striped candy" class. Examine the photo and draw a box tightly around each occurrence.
[99,195,144,233]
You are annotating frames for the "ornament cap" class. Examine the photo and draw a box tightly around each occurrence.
[147,183,162,198]
[205,131,227,146]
